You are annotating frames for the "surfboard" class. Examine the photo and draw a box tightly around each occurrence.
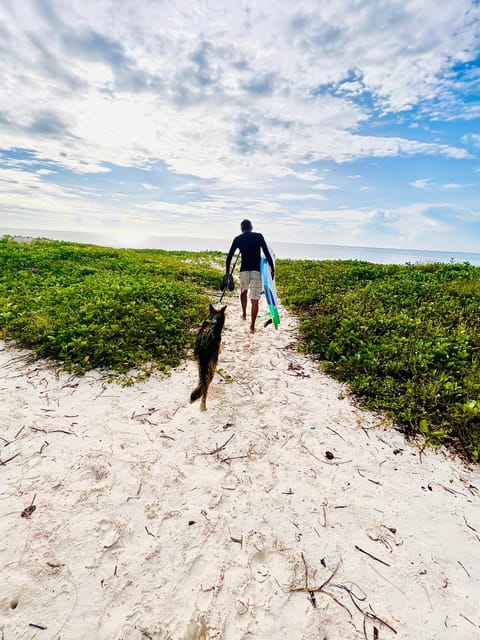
[260,253,280,329]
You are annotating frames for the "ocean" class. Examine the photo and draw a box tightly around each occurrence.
[157,237,480,266]
[2,227,480,266]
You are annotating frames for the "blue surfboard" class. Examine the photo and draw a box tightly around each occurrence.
[260,255,280,329]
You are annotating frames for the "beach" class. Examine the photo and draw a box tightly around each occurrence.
[1,298,479,640]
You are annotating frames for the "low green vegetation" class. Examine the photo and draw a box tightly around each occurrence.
[276,259,480,461]
[0,237,221,377]
[1,237,479,460]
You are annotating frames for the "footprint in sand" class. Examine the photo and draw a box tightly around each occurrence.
[97,519,125,550]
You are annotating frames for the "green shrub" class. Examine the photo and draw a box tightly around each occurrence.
[277,259,480,461]
[0,237,221,374]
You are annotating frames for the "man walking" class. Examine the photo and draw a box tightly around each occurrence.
[225,219,275,334]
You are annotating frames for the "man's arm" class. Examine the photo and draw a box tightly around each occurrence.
[226,239,238,273]
[260,236,275,278]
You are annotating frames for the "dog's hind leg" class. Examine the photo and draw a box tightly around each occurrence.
[200,358,218,411]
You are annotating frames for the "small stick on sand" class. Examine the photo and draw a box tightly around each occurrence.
[354,545,391,567]
[290,561,340,593]
[31,426,77,436]
[127,480,143,502]
[326,426,346,441]
[201,433,235,456]
[0,452,20,466]
[463,516,478,532]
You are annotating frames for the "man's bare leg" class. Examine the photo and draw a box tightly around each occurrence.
[240,290,248,320]
[250,299,259,333]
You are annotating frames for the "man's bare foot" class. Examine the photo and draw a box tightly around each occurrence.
[241,314,247,320]
[250,325,255,334]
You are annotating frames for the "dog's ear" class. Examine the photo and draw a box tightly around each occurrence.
[220,305,227,314]
[209,303,216,313]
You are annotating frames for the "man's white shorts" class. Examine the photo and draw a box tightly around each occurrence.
[239,270,262,300]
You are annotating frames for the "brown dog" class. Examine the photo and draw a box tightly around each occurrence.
[190,304,226,411]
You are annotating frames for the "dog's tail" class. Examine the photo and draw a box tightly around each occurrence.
[190,385,203,403]
[190,358,214,404]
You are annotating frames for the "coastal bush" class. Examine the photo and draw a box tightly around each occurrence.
[276,259,480,461]
[2,236,479,461]
[0,237,221,375]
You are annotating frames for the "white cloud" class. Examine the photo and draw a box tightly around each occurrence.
[0,0,477,183]
[338,81,365,95]
[0,1,479,251]
[276,193,328,201]
[293,208,377,223]
[410,179,471,190]
[462,133,480,147]
[410,178,433,189]
[312,182,338,191]
[270,201,479,251]
[441,182,469,189]
[174,183,203,192]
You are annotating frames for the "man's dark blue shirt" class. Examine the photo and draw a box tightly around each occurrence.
[226,231,274,274]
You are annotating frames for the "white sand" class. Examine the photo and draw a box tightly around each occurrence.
[1,297,479,640]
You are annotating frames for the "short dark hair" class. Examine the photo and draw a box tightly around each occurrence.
[241,219,252,232]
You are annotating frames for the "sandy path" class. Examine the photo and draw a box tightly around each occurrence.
[0,296,479,640]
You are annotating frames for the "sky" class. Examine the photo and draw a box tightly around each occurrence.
[1,0,480,252]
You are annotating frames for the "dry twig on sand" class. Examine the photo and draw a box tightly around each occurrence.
[354,545,391,567]
[200,433,235,456]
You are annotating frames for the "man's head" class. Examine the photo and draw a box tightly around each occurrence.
[241,219,252,232]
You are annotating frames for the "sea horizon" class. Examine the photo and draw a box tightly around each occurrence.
[2,227,480,267]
